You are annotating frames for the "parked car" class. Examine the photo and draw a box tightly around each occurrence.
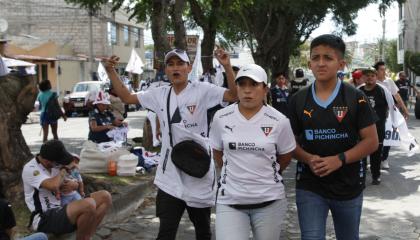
[63,81,109,116]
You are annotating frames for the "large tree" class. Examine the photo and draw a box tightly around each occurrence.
[0,74,38,199]
[187,0,225,72]
[220,0,403,77]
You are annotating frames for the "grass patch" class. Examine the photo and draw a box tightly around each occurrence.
[12,199,32,235]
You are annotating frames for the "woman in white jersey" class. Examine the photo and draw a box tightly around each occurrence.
[210,64,296,240]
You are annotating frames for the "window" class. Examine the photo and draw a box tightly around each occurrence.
[399,34,404,50]
[133,28,142,48]
[41,64,48,81]
[398,4,403,20]
[108,22,118,46]
[123,25,130,46]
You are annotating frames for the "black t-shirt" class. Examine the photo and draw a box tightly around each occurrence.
[288,82,376,200]
[290,79,308,95]
[270,86,289,117]
[395,79,411,101]
[360,85,388,141]
[0,199,16,240]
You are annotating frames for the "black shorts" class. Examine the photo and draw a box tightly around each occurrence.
[37,205,77,234]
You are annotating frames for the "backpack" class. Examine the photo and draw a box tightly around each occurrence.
[46,92,62,121]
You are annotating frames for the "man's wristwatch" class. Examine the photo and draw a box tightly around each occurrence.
[338,152,346,167]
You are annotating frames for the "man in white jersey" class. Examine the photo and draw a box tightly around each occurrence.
[373,61,407,170]
[103,48,237,240]
[22,140,112,239]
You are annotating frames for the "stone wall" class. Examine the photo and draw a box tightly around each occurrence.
[0,0,112,56]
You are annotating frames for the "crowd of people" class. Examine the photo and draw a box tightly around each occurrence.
[3,33,418,240]
[100,33,415,240]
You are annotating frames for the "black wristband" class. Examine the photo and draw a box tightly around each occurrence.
[338,152,346,167]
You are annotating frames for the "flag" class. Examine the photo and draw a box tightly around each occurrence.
[125,49,144,74]
[188,39,203,82]
[384,108,419,156]
[214,64,225,86]
[97,62,109,82]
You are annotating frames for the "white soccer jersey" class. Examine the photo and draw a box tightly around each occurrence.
[137,81,226,207]
[22,158,61,212]
[210,104,296,205]
[22,157,61,230]
[378,78,399,96]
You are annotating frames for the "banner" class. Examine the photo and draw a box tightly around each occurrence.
[97,62,109,82]
[384,108,419,156]
[125,49,144,75]
[188,39,203,82]
[383,116,400,146]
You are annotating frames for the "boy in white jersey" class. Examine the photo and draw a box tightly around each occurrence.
[103,48,237,239]
[210,63,296,240]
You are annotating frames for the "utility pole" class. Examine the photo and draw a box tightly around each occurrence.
[382,18,386,61]
[88,9,95,80]
[379,3,387,62]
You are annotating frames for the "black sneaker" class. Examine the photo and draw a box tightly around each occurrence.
[372,178,381,185]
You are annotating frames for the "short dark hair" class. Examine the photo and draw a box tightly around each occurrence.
[373,61,385,70]
[40,140,73,165]
[310,34,346,58]
[274,72,288,79]
[295,69,304,78]
[38,80,52,92]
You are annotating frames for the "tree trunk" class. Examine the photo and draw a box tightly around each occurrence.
[0,73,38,200]
[188,0,221,73]
[152,0,171,72]
[250,13,298,83]
[170,0,187,50]
[253,38,294,83]
[201,29,216,73]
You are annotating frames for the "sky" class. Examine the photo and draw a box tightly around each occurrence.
[143,2,400,45]
[311,2,399,43]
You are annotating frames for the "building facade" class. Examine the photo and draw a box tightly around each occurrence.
[0,0,145,95]
[398,1,420,69]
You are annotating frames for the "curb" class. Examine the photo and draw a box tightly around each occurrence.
[51,173,155,240]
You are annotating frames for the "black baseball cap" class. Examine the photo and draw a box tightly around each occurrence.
[40,140,73,165]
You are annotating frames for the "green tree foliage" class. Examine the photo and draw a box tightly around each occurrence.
[66,0,404,77]
[385,39,403,73]
[219,0,403,76]
[405,51,420,75]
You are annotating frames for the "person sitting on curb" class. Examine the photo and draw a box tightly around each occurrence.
[22,140,112,240]
[88,90,127,143]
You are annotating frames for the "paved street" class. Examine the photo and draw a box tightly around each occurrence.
[22,110,147,155]
[22,110,420,239]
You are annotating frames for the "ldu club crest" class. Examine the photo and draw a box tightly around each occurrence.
[333,106,348,123]
[187,105,196,114]
[261,126,273,136]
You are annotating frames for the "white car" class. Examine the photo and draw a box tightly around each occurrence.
[63,81,109,116]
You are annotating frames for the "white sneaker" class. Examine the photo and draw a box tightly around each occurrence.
[381,160,390,169]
